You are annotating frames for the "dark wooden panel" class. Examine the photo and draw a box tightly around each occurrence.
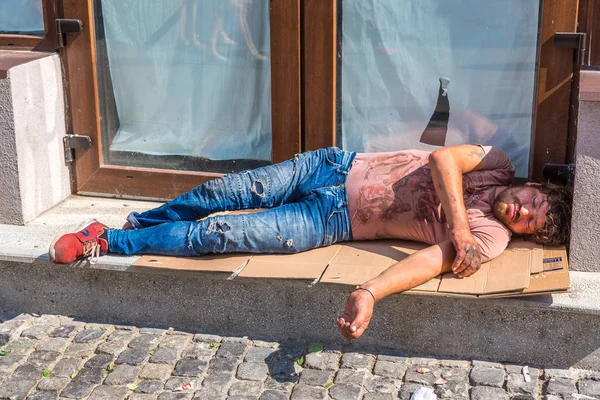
[532,0,578,180]
[270,0,302,162]
[60,0,101,192]
[41,0,58,49]
[0,35,46,49]
[303,0,336,151]
[578,0,592,60]
[79,166,219,200]
[578,0,600,66]
[533,82,572,175]
[590,0,600,65]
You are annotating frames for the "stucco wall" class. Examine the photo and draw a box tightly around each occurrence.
[0,77,24,225]
[570,100,600,272]
[0,54,70,225]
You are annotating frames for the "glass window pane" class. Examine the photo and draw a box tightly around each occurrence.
[338,0,540,177]
[94,0,272,173]
[0,0,44,35]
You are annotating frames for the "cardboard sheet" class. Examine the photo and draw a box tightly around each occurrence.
[132,254,250,273]
[322,240,544,296]
[437,240,541,295]
[320,240,419,286]
[238,245,341,280]
[481,247,570,298]
[134,239,568,297]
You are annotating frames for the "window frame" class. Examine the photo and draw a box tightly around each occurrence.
[0,0,58,50]
[61,0,302,200]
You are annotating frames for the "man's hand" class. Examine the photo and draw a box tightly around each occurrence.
[450,227,481,277]
[429,145,488,278]
[335,243,455,341]
[336,289,375,341]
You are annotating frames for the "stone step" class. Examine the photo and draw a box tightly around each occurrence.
[0,196,599,370]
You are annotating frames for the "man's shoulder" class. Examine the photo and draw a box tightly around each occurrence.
[480,146,515,172]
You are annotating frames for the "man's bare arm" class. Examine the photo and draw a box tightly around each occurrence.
[337,241,455,341]
[428,145,487,277]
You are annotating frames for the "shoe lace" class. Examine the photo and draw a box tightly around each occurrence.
[82,240,102,265]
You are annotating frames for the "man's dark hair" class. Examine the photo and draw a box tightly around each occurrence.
[525,182,573,246]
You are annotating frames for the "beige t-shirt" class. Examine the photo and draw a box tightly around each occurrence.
[345,146,515,261]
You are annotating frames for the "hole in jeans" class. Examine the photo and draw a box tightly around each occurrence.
[206,221,232,235]
[292,153,299,174]
[252,181,265,197]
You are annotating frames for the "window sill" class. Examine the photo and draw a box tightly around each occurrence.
[0,49,55,79]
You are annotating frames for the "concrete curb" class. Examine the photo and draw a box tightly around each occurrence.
[1,258,600,369]
[1,196,599,369]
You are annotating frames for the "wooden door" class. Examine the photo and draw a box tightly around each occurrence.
[60,0,301,200]
[531,0,581,180]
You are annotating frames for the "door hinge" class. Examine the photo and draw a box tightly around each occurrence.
[56,19,83,48]
[63,134,92,163]
[554,32,587,65]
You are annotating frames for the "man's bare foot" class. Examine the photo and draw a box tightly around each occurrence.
[336,288,375,341]
[122,221,133,230]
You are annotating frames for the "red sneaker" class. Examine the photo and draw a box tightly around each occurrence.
[49,221,109,264]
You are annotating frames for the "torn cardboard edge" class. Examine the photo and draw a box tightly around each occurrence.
[132,253,250,274]
[480,248,571,299]
[133,239,570,298]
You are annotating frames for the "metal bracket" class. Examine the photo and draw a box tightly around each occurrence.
[63,134,91,163]
[553,32,587,65]
[543,163,575,187]
[56,19,83,48]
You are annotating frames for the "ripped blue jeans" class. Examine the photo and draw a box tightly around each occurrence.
[106,147,356,256]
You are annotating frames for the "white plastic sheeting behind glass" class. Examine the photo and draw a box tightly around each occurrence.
[340,0,540,177]
[0,0,44,35]
[98,0,272,162]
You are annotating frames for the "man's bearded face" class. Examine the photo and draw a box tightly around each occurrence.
[493,185,549,235]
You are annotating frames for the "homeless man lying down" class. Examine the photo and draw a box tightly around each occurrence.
[50,145,572,340]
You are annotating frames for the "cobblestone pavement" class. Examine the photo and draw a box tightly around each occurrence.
[0,311,599,400]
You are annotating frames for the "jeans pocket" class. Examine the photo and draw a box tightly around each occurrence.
[324,147,343,168]
[324,209,343,246]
